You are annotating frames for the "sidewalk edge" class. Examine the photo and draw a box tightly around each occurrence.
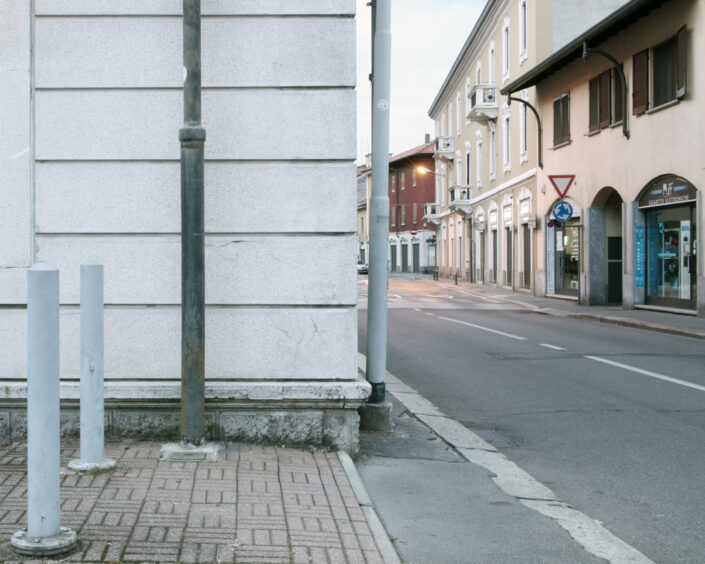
[337,451,402,564]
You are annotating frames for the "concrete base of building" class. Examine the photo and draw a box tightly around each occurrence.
[358,401,393,432]
[0,379,371,455]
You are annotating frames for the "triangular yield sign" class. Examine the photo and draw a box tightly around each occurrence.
[548,175,575,199]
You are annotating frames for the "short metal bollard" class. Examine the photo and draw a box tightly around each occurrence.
[68,263,116,473]
[12,264,77,556]
[454,270,458,285]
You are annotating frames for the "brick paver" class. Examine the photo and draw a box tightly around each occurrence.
[0,442,384,563]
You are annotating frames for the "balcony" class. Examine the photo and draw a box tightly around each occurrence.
[422,203,443,225]
[434,136,454,161]
[449,184,473,215]
[467,84,498,122]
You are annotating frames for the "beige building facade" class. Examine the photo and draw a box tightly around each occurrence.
[503,0,704,315]
[426,0,551,291]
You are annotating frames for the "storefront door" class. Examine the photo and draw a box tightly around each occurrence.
[555,220,580,297]
[646,205,697,308]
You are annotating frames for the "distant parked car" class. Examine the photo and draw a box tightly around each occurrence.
[357,262,368,274]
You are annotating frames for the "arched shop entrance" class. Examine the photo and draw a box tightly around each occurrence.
[638,175,698,310]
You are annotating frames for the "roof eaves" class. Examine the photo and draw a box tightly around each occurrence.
[428,0,497,118]
[500,0,669,95]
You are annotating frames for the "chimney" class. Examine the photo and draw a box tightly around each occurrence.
[425,133,431,143]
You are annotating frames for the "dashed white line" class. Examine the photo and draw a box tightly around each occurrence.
[585,356,705,393]
[437,316,527,340]
[540,343,567,351]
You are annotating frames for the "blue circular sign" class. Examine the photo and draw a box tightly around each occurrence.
[552,200,573,222]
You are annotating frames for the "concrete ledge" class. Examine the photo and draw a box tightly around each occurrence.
[0,378,371,454]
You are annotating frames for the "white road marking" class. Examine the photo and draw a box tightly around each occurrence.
[424,312,434,317]
[356,352,653,564]
[540,343,567,351]
[413,308,421,312]
[438,316,527,340]
[585,356,705,393]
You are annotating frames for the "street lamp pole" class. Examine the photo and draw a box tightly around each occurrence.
[366,0,392,404]
[180,0,206,445]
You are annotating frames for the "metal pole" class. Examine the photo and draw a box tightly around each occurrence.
[181,0,206,445]
[12,264,76,556]
[366,0,392,404]
[68,263,115,472]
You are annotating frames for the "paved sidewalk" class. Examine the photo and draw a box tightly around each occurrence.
[0,442,386,563]
[434,276,705,339]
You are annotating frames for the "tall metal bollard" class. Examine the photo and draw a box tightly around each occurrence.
[68,263,116,472]
[12,264,77,556]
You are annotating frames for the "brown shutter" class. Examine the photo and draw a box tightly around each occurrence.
[589,77,600,132]
[599,71,611,128]
[632,49,648,115]
[676,25,687,98]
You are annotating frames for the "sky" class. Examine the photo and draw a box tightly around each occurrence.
[356,0,486,163]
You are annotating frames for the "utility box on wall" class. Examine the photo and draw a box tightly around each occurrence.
[0,0,368,451]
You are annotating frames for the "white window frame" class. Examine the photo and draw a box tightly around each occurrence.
[464,141,472,186]
[413,202,418,224]
[465,77,472,118]
[488,122,496,180]
[502,17,510,82]
[412,168,417,187]
[455,151,462,185]
[391,173,396,193]
[502,104,511,173]
[456,91,461,135]
[519,0,528,64]
[401,171,405,190]
[519,89,528,162]
[488,40,496,83]
[475,132,483,188]
[476,61,482,85]
[448,103,453,138]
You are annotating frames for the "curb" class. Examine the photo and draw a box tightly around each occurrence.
[443,281,705,341]
[566,313,705,340]
[337,451,402,564]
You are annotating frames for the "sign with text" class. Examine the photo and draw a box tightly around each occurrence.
[548,175,575,199]
[638,175,696,208]
[635,225,645,287]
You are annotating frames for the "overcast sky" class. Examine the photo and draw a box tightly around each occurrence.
[356,0,486,163]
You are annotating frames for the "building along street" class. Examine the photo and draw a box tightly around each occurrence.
[357,274,705,563]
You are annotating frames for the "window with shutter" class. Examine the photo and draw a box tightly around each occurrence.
[653,37,676,107]
[612,66,624,123]
[589,77,600,132]
[599,71,611,128]
[553,93,570,145]
[676,25,687,98]
[632,49,648,115]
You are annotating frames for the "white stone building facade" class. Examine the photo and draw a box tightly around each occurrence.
[0,0,367,449]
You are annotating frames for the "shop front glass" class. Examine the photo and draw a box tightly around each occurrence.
[555,220,580,296]
[646,205,697,308]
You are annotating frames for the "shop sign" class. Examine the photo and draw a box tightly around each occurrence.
[639,176,697,208]
[635,225,645,287]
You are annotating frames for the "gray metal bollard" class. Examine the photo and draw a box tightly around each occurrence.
[12,264,77,556]
[68,263,116,472]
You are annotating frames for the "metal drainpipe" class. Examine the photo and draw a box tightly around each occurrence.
[180,0,206,445]
[366,0,392,404]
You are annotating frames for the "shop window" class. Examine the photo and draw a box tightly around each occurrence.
[633,26,687,115]
[553,93,570,145]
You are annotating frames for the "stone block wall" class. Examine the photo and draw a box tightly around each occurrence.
[0,0,367,450]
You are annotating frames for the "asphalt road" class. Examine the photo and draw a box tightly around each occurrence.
[358,276,705,564]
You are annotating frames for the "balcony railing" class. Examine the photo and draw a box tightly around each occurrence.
[449,184,473,214]
[434,136,454,160]
[423,203,440,217]
[468,84,498,122]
